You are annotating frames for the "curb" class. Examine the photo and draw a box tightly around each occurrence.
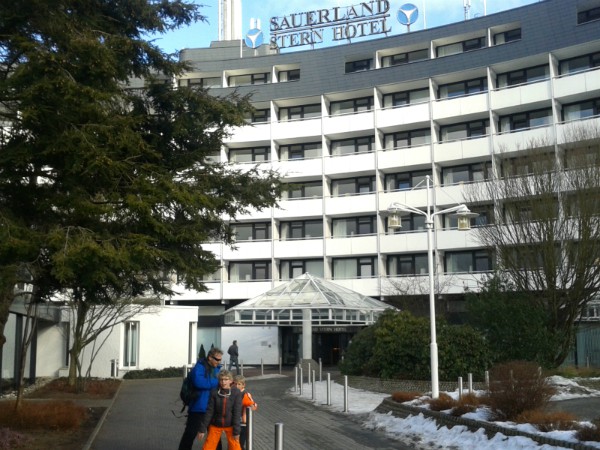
[82,380,124,450]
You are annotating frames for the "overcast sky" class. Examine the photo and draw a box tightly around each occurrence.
[151,0,541,53]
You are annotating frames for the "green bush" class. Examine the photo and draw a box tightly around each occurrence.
[122,366,183,379]
[340,310,491,381]
[487,360,556,421]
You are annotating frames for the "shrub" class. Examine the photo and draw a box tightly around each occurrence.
[576,418,600,443]
[338,325,378,376]
[122,366,182,379]
[427,393,455,412]
[487,360,556,421]
[391,391,422,403]
[515,410,577,432]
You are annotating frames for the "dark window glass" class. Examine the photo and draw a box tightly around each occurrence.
[345,59,373,73]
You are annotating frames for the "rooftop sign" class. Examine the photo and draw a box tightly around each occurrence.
[270,0,392,50]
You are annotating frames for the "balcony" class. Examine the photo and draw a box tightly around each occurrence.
[223,240,272,259]
[227,122,271,144]
[274,239,324,258]
[494,125,555,153]
[377,144,432,170]
[277,197,323,219]
[379,189,430,212]
[433,135,492,163]
[325,192,377,216]
[326,235,378,256]
[432,93,489,121]
[223,281,273,299]
[324,152,376,177]
[323,111,375,135]
[272,117,323,141]
[330,277,381,297]
[435,229,480,250]
[379,231,428,253]
[490,80,552,112]
[273,158,323,179]
[553,69,600,100]
[377,103,430,130]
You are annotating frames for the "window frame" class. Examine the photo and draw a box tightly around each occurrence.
[123,321,140,368]
[331,176,376,196]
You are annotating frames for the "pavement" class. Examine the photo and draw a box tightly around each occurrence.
[84,368,600,450]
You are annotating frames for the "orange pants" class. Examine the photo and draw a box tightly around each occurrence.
[202,425,241,450]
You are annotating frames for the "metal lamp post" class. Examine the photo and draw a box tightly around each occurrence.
[387,175,477,399]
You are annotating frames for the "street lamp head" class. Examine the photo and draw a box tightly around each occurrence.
[452,205,479,231]
[388,211,402,229]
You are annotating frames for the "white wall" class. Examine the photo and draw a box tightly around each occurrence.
[35,322,67,377]
[220,326,279,366]
[1,314,16,379]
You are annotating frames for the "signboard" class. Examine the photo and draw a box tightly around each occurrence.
[270,0,392,50]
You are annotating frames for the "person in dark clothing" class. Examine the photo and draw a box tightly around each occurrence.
[178,347,223,450]
[227,340,239,374]
[198,369,242,450]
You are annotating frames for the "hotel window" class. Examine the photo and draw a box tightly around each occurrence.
[559,52,600,75]
[331,176,375,196]
[330,97,373,115]
[578,6,600,24]
[499,108,553,133]
[562,98,600,121]
[279,69,300,82]
[229,261,271,281]
[179,77,221,88]
[229,146,270,162]
[201,269,221,282]
[332,216,376,237]
[279,104,321,121]
[382,88,429,108]
[279,142,321,160]
[442,162,492,185]
[284,181,323,199]
[388,254,429,276]
[280,219,323,240]
[445,250,493,273]
[233,222,271,241]
[245,108,270,123]
[440,119,489,142]
[438,77,487,99]
[501,154,554,177]
[331,136,374,156]
[496,65,549,88]
[493,28,521,45]
[385,170,431,191]
[381,48,428,67]
[345,58,373,73]
[280,259,324,279]
[332,256,377,279]
[123,321,139,367]
[436,37,485,57]
[228,72,270,86]
[387,212,426,233]
[384,128,431,149]
[444,205,493,228]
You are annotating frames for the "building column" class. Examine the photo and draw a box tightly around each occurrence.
[302,309,312,360]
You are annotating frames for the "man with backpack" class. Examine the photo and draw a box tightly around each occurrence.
[178,347,223,450]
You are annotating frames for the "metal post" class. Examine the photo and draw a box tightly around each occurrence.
[307,362,311,385]
[279,356,282,374]
[425,176,439,399]
[343,375,349,413]
[299,366,303,395]
[247,407,254,450]
[312,370,316,400]
[458,376,463,399]
[485,370,489,388]
[326,372,331,406]
[241,360,244,376]
[274,423,284,450]
[319,358,322,382]
[261,358,264,376]
[468,373,473,394]
[294,366,298,392]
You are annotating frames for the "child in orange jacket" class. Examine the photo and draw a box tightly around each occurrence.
[234,375,258,450]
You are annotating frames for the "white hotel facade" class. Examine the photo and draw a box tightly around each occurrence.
[164,0,600,363]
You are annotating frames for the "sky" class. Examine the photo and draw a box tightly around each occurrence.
[151,0,542,54]
[263,374,600,450]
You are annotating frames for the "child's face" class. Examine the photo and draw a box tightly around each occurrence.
[236,381,245,391]
[220,377,232,388]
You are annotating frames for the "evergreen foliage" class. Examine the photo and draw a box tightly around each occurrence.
[340,310,491,380]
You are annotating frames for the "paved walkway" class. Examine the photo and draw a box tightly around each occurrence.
[88,371,412,450]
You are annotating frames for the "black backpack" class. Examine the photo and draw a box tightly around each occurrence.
[179,368,199,413]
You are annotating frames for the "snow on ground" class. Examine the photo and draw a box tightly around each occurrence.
[289,376,600,450]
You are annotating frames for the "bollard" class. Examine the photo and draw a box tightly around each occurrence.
[468,373,473,394]
[261,358,264,376]
[307,362,311,385]
[247,407,254,450]
[279,356,282,375]
[319,358,322,382]
[299,366,303,395]
[312,370,316,400]
[182,364,188,378]
[343,375,349,413]
[274,423,284,450]
[458,377,463,399]
[485,370,489,388]
[326,372,331,406]
[294,366,299,392]
[241,361,244,376]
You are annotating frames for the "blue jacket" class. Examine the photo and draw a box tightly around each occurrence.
[189,358,220,413]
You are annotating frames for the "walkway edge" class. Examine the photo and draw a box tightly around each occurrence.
[82,380,124,450]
